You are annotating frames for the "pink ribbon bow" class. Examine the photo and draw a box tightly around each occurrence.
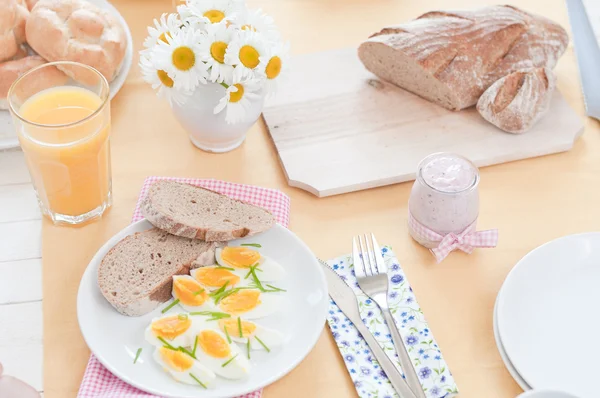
[408,212,498,263]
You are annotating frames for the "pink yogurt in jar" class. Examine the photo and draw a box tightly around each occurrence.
[408,153,480,248]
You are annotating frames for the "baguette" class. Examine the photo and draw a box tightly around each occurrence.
[477,67,555,134]
[141,180,275,241]
[357,5,568,111]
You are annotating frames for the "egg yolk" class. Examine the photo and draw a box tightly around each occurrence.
[194,267,240,288]
[151,315,192,340]
[197,330,231,358]
[220,247,261,268]
[219,289,261,314]
[159,346,194,371]
[219,318,257,338]
[173,278,208,306]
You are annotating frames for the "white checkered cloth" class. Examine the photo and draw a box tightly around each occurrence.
[408,212,498,263]
[77,176,291,398]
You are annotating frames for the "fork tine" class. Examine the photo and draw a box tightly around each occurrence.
[352,236,366,279]
[358,235,372,277]
[370,233,387,274]
[364,233,378,275]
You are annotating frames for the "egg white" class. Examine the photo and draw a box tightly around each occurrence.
[152,347,216,387]
[145,313,197,348]
[217,290,283,319]
[215,247,286,283]
[194,329,252,380]
[171,275,217,312]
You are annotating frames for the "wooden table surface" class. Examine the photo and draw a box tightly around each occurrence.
[42,0,600,397]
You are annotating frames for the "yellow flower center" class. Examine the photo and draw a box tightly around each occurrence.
[203,9,225,23]
[241,24,256,32]
[239,45,260,69]
[265,56,282,79]
[210,41,227,64]
[157,69,174,88]
[158,31,171,44]
[229,84,244,103]
[172,46,195,71]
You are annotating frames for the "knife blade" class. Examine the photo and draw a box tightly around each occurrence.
[566,0,600,119]
[318,258,418,398]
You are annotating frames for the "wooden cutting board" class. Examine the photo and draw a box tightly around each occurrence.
[262,48,584,197]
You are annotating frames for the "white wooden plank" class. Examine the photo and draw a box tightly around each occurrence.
[0,184,40,223]
[0,259,42,305]
[0,301,43,391]
[0,150,30,186]
[0,221,41,262]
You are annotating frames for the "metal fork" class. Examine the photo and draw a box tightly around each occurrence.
[353,234,426,398]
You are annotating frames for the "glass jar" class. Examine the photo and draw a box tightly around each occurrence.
[408,152,480,248]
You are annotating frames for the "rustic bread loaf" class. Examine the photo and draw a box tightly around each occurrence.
[141,180,275,241]
[476,67,555,134]
[358,5,568,110]
[98,228,217,316]
[0,0,29,62]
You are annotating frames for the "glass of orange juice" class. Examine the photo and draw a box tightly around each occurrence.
[8,61,112,225]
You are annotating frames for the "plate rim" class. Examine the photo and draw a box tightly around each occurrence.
[76,219,329,398]
[496,231,600,392]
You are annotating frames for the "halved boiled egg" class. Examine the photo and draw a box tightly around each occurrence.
[194,329,251,380]
[215,247,285,282]
[172,275,215,312]
[217,288,280,319]
[145,313,196,348]
[190,266,241,291]
[218,318,285,351]
[152,346,216,387]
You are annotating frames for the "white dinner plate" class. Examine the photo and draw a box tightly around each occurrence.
[77,220,329,398]
[497,232,600,397]
[0,0,134,150]
[493,286,531,391]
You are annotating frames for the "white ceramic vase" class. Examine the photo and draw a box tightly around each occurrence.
[170,82,266,153]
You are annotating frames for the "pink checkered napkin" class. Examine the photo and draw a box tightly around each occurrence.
[77,177,291,398]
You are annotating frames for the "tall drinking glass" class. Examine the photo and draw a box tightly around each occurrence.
[8,61,112,225]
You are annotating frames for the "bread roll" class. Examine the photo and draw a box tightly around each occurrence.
[0,55,68,110]
[358,5,568,111]
[26,0,127,83]
[476,67,555,134]
[0,0,29,62]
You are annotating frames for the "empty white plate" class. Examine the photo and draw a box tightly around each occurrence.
[497,233,600,397]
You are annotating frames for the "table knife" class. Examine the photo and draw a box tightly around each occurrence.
[318,258,418,398]
[566,0,600,119]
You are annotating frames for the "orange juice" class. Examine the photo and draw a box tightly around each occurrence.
[18,86,111,218]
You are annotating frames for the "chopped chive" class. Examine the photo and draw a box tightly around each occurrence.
[224,326,232,343]
[192,336,198,357]
[221,354,238,367]
[237,317,243,338]
[265,284,287,292]
[189,373,207,388]
[157,336,176,350]
[189,311,231,319]
[209,281,230,298]
[249,266,266,291]
[133,348,142,363]
[193,288,205,296]
[161,299,180,314]
[214,266,235,271]
[178,313,189,320]
[178,346,196,359]
[255,336,271,352]
[241,243,262,248]
[244,263,261,279]
[246,338,251,359]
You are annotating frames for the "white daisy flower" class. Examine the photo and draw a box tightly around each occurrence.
[139,54,192,106]
[198,22,235,83]
[263,41,290,96]
[178,0,244,29]
[225,30,268,79]
[238,8,279,41]
[153,28,209,91]
[214,77,262,124]
[143,13,182,50]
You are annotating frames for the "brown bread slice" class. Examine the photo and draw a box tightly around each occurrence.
[98,227,217,316]
[141,180,275,241]
[357,5,568,111]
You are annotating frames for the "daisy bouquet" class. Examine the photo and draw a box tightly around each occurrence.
[140,0,289,124]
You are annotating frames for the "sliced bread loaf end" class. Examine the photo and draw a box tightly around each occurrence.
[141,180,275,241]
[98,228,216,316]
